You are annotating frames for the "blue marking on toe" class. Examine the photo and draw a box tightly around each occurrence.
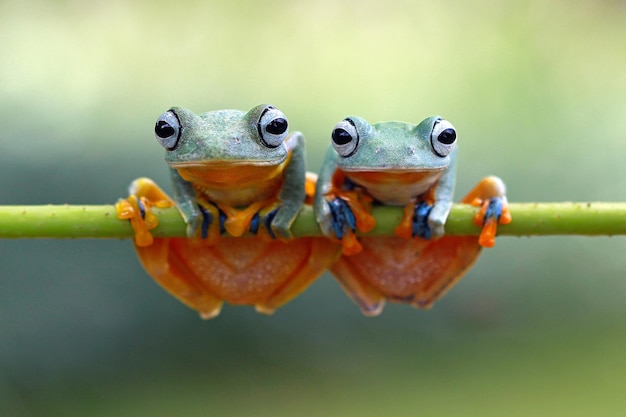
[198,205,212,239]
[328,199,346,239]
[137,199,146,220]
[412,201,433,240]
[329,198,357,240]
[249,213,260,235]
[218,209,227,235]
[264,208,279,240]
[342,201,356,232]
[484,197,503,224]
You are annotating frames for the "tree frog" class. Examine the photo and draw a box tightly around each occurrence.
[117,104,339,319]
[314,115,511,316]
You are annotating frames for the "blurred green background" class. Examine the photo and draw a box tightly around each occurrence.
[1,0,626,415]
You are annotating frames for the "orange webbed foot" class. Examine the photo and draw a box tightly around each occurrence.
[220,202,265,237]
[394,199,418,239]
[324,186,376,255]
[116,178,174,247]
[462,176,511,248]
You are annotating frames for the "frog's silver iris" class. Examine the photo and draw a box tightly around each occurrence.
[154,110,181,150]
[257,106,289,148]
[331,118,359,157]
[430,119,456,157]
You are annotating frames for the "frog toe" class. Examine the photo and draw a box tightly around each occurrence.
[462,176,511,248]
[475,196,509,247]
[412,201,434,240]
[428,217,446,239]
[263,208,280,239]
[116,196,156,247]
[267,210,296,240]
[328,198,356,240]
[195,203,224,242]
[327,198,364,254]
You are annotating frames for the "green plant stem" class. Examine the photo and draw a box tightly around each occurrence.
[1,203,626,240]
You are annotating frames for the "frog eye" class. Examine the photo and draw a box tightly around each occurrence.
[430,119,456,157]
[257,106,289,148]
[154,110,181,150]
[331,118,359,157]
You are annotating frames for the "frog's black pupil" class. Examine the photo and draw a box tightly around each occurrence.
[155,120,175,138]
[332,128,352,145]
[266,118,288,135]
[438,128,456,145]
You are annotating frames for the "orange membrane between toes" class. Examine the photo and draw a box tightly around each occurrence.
[326,170,376,254]
[116,195,172,247]
[470,197,512,248]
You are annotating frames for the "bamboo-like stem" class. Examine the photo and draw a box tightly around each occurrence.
[1,203,626,239]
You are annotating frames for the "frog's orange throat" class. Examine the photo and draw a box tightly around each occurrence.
[175,152,292,238]
[341,169,443,188]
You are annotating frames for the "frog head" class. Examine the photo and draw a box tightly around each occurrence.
[153,104,291,168]
[331,115,456,173]
[329,115,457,204]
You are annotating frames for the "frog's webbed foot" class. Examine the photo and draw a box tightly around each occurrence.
[195,202,225,242]
[463,175,512,248]
[255,200,301,241]
[217,200,291,240]
[324,192,376,255]
[327,197,360,254]
[260,205,293,240]
[262,173,317,240]
[116,178,174,247]
[394,199,450,241]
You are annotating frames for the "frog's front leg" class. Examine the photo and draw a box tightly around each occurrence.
[314,149,375,255]
[394,156,457,241]
[463,175,512,247]
[170,168,226,242]
[265,132,307,240]
[116,178,174,247]
[170,168,202,237]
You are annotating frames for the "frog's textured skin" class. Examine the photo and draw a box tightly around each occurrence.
[117,105,340,318]
[314,115,511,316]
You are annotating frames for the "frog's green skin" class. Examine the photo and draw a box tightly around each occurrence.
[160,104,306,239]
[313,115,510,315]
[117,104,343,319]
[315,115,457,240]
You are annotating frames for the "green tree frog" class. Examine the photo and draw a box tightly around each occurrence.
[314,115,512,316]
[117,104,339,319]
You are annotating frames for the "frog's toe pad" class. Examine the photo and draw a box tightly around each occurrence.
[412,201,433,240]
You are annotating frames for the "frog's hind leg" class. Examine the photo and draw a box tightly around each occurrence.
[254,238,342,315]
[136,238,224,319]
[462,175,512,248]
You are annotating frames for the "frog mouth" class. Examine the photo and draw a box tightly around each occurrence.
[173,158,290,186]
[169,157,286,169]
[342,169,445,186]
[341,167,446,172]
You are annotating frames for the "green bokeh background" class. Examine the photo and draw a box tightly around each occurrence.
[2,1,626,415]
